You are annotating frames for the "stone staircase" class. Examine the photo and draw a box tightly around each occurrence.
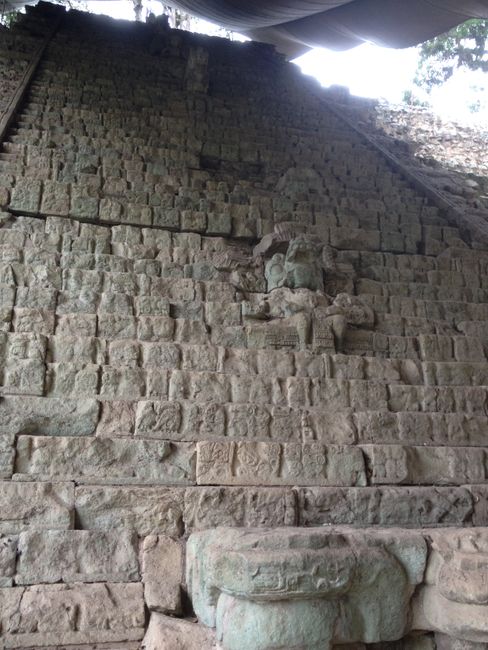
[0,4,487,649]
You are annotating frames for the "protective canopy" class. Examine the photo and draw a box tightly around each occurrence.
[164,0,488,57]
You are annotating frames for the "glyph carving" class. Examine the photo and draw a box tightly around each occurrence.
[187,527,427,650]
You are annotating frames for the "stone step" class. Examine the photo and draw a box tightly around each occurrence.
[1,217,472,278]
[0,479,485,536]
[1,479,294,537]
[362,292,488,321]
[102,399,488,448]
[5,333,419,381]
[354,250,480,273]
[2,391,488,446]
[3,356,488,411]
[361,265,487,289]
[357,277,488,303]
[10,434,488,487]
[4,305,488,362]
[3,175,433,245]
[11,529,139,586]
[3,327,488,386]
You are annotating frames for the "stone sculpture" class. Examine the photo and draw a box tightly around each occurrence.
[243,287,374,351]
[187,526,427,650]
[413,529,488,644]
[264,235,324,292]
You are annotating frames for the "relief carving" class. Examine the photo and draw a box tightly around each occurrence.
[413,529,488,643]
[187,527,427,650]
[264,235,324,292]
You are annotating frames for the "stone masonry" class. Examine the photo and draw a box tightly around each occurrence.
[1,4,488,649]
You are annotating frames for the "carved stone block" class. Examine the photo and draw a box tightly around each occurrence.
[187,527,427,649]
[0,396,99,436]
[0,583,144,646]
[9,179,42,213]
[196,441,366,486]
[363,445,488,485]
[143,613,217,650]
[0,533,17,586]
[75,485,184,537]
[141,534,183,614]
[297,486,475,527]
[15,436,196,484]
[184,487,296,531]
[0,481,74,534]
[413,529,488,643]
[16,529,139,584]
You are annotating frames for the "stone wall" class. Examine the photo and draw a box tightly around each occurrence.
[0,5,488,649]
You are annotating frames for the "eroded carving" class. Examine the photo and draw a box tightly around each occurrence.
[413,529,488,644]
[187,527,427,650]
[264,235,323,292]
[243,287,374,352]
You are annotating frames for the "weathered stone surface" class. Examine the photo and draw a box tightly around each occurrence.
[184,486,297,530]
[187,527,427,649]
[196,441,366,486]
[19,641,141,650]
[469,485,488,527]
[0,583,145,646]
[3,357,45,395]
[362,445,488,485]
[413,528,488,642]
[141,534,183,614]
[9,179,41,213]
[142,613,217,650]
[4,5,488,647]
[20,645,141,650]
[15,436,196,484]
[0,481,74,534]
[0,433,14,478]
[0,534,16,586]
[0,396,99,435]
[16,529,139,584]
[75,486,184,536]
[435,633,487,650]
[371,635,436,649]
[297,487,474,527]
[96,400,136,436]
[414,587,488,643]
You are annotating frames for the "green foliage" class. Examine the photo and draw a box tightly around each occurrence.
[0,9,21,28]
[402,89,429,108]
[415,19,488,90]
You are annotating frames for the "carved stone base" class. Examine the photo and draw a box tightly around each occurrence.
[187,527,488,650]
[187,527,427,650]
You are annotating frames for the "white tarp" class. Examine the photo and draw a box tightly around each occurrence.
[164,0,488,56]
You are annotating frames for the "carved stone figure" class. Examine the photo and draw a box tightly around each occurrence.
[264,236,323,292]
[319,293,376,351]
[284,235,324,291]
[243,287,374,352]
[264,253,286,291]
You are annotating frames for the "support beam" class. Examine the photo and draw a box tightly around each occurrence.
[0,5,64,145]
[321,96,488,248]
